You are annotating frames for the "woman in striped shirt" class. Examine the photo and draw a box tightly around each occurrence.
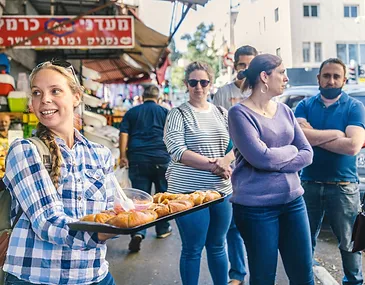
[164,61,234,285]
[3,61,117,285]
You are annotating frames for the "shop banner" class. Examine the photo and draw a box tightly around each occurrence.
[0,15,135,49]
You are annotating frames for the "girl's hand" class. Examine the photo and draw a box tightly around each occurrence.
[98,233,119,241]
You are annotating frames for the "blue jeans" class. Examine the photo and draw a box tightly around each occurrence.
[5,272,115,285]
[129,162,170,238]
[233,196,314,285]
[227,215,246,281]
[302,181,363,285]
[175,195,232,285]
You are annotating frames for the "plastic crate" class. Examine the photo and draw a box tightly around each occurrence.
[8,97,28,112]
[0,74,15,96]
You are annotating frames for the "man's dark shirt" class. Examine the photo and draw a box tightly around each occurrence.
[119,100,170,164]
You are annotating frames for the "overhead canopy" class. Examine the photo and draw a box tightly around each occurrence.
[82,17,170,83]
[157,0,209,6]
[24,0,170,84]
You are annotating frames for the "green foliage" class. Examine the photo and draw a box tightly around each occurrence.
[169,22,219,90]
[170,65,185,90]
[181,22,219,79]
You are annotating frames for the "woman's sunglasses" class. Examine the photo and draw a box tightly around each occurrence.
[188,79,210,88]
[33,59,79,84]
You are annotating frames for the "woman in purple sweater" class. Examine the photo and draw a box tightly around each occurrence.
[228,54,314,285]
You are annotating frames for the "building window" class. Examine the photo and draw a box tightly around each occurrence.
[314,42,322,62]
[303,42,311,62]
[344,5,358,18]
[276,48,281,58]
[303,5,319,17]
[337,44,347,63]
[360,45,365,65]
[275,8,279,22]
[349,44,359,62]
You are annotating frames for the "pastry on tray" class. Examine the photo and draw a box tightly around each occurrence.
[78,190,222,229]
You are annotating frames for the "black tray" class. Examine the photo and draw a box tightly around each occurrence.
[67,192,227,235]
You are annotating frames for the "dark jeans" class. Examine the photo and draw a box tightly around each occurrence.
[5,272,115,285]
[233,196,314,285]
[302,182,363,285]
[129,161,170,238]
[227,215,246,281]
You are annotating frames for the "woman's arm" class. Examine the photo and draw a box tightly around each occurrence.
[4,140,106,250]
[279,116,313,173]
[228,106,298,171]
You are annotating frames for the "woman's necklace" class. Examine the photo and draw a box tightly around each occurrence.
[249,97,267,116]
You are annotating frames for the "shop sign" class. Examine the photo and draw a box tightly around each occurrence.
[0,15,135,49]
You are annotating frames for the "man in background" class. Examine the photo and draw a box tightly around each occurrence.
[213,45,258,285]
[295,58,365,284]
[213,45,258,110]
[0,113,10,138]
[119,85,172,253]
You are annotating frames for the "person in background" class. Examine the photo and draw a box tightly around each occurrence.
[0,113,10,138]
[213,45,258,110]
[119,85,172,253]
[212,45,258,285]
[164,61,234,285]
[228,54,314,284]
[3,60,117,285]
[295,58,365,285]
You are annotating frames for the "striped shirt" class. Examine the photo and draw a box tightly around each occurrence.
[3,130,115,285]
[164,102,232,195]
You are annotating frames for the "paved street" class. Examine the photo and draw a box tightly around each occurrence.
[106,220,289,285]
[106,220,365,284]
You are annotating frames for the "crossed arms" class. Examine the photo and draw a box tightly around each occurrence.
[297,118,365,156]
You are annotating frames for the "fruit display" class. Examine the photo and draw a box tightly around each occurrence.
[0,138,9,178]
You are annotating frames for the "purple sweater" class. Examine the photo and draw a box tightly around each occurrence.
[228,102,313,206]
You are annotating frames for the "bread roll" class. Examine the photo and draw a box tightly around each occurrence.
[153,192,189,203]
[129,210,158,228]
[148,203,170,218]
[106,210,158,228]
[80,214,96,222]
[189,191,206,206]
[168,199,194,214]
[94,211,116,223]
[80,210,116,223]
[203,190,221,202]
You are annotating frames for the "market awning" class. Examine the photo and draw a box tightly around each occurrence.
[18,1,171,84]
[82,16,170,84]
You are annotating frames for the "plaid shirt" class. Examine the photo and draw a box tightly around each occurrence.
[3,130,115,284]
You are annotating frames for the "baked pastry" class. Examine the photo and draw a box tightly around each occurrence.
[80,214,96,222]
[189,191,206,206]
[80,210,116,223]
[203,190,221,202]
[168,199,194,214]
[106,210,158,228]
[148,203,170,218]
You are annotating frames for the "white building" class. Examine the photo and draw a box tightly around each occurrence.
[234,0,365,69]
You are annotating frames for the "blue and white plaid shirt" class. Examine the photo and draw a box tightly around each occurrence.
[3,130,116,284]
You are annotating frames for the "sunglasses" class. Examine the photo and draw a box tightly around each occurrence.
[188,79,210,88]
[33,59,79,84]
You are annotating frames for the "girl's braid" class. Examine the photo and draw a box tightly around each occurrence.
[36,123,62,189]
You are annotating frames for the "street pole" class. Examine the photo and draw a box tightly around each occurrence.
[227,0,233,81]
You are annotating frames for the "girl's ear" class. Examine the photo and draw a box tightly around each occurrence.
[73,92,82,108]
